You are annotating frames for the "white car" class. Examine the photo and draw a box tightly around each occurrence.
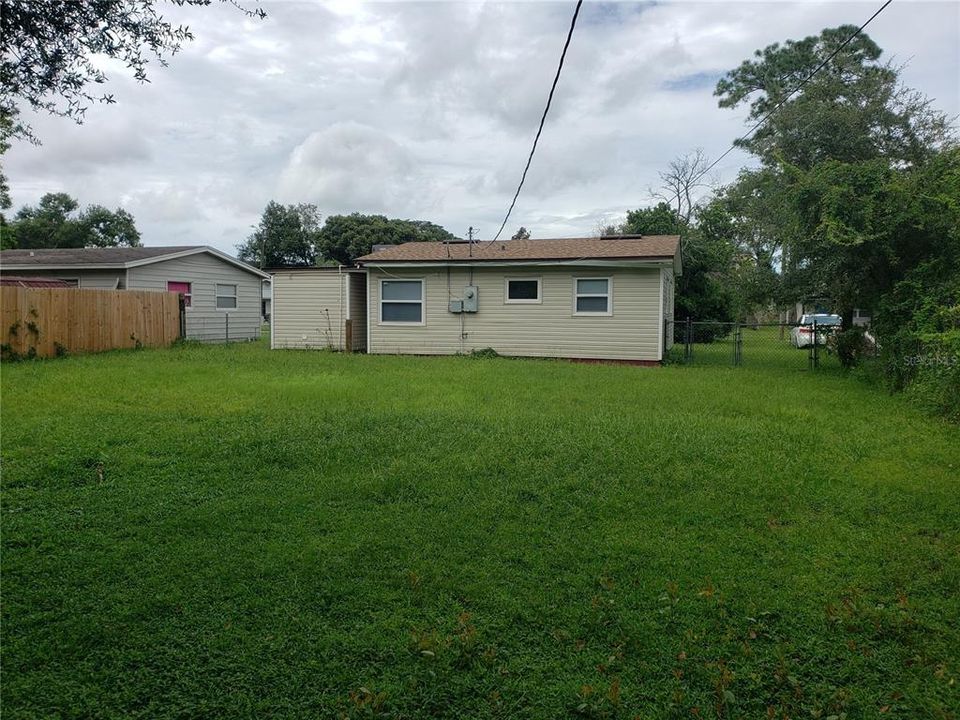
[791,314,842,348]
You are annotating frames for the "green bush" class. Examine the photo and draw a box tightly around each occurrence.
[902,332,960,422]
[833,327,867,369]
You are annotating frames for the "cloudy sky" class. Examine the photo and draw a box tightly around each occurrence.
[5,0,959,254]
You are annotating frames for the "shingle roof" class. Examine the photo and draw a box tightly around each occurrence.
[356,236,680,264]
[0,246,203,266]
[0,246,271,279]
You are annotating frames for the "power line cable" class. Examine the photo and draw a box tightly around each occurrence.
[702,0,894,177]
[490,0,584,244]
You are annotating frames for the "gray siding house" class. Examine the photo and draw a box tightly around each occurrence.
[0,246,269,342]
[271,235,680,363]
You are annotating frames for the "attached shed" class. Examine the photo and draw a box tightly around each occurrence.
[270,268,367,351]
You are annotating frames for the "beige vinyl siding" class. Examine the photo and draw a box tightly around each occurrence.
[1,269,123,289]
[368,266,663,361]
[271,270,346,349]
[127,253,262,341]
[347,273,367,352]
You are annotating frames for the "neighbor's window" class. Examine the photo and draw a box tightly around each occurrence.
[505,277,541,303]
[216,283,237,310]
[167,281,192,308]
[574,277,611,315]
[380,279,423,324]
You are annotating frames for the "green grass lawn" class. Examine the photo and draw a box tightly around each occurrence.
[2,341,958,719]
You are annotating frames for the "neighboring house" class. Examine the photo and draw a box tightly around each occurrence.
[261,278,272,322]
[0,246,269,342]
[784,301,870,327]
[270,235,680,363]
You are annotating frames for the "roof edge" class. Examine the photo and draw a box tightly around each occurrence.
[1,246,271,279]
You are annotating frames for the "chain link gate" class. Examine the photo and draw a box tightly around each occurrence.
[665,317,833,370]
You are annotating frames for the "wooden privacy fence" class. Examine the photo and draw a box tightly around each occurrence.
[1,287,183,359]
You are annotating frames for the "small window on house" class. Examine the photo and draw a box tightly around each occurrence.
[574,277,612,315]
[62,278,80,287]
[380,279,423,324]
[167,281,192,308]
[216,283,237,310]
[505,278,541,303]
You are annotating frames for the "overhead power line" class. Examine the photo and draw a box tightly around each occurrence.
[701,0,894,177]
[490,0,584,243]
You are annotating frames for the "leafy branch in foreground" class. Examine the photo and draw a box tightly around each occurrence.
[0,0,266,142]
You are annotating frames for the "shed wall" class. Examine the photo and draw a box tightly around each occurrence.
[271,271,346,350]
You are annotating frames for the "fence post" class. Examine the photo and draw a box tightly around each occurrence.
[812,317,819,369]
[225,313,229,343]
[733,323,742,366]
[685,316,692,363]
[178,295,186,339]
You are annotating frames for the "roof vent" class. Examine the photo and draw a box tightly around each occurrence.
[29,251,35,256]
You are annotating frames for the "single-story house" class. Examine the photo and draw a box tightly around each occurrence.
[785,301,871,327]
[0,246,270,342]
[270,235,680,363]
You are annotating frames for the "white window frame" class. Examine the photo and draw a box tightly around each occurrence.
[215,283,237,311]
[573,276,613,317]
[167,281,192,309]
[379,278,425,326]
[504,276,542,304]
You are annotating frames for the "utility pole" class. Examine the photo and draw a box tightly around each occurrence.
[467,226,476,257]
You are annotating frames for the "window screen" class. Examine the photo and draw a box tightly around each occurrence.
[507,279,540,302]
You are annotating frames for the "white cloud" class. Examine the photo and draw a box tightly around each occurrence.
[277,122,431,213]
[3,0,957,251]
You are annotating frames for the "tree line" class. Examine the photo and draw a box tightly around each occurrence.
[603,26,958,418]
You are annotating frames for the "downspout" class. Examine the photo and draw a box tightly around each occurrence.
[365,269,371,353]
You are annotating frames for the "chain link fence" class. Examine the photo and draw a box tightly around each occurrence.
[664,318,851,370]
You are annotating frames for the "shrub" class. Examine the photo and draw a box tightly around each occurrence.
[469,347,500,359]
[903,332,960,422]
[833,327,867,369]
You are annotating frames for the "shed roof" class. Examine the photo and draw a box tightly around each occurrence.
[356,236,680,264]
[0,276,75,288]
